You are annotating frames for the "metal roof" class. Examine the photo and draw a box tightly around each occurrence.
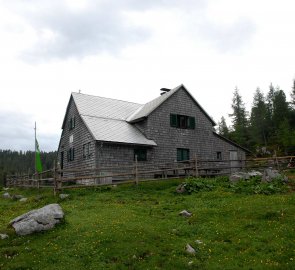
[81,115,157,146]
[72,92,142,120]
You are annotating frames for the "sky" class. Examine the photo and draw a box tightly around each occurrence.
[0,0,295,152]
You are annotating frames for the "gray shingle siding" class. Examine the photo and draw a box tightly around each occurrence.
[58,98,96,173]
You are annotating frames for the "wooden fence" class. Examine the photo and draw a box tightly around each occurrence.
[5,156,295,195]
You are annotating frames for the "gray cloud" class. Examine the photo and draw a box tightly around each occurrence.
[0,110,59,151]
[4,0,207,61]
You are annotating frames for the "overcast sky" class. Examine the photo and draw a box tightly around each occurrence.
[0,0,295,152]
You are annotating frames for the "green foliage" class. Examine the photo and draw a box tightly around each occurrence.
[219,81,295,155]
[181,175,289,195]
[1,176,295,269]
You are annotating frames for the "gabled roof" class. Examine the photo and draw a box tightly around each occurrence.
[72,92,142,120]
[81,115,156,146]
[127,84,216,125]
[63,92,156,146]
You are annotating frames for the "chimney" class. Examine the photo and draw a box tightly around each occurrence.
[160,88,171,95]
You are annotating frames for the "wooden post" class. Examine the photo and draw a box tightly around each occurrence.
[194,154,199,178]
[53,163,57,196]
[135,155,139,185]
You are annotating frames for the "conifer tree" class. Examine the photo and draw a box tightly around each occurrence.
[229,87,249,147]
[217,116,230,138]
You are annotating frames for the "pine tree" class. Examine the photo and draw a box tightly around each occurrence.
[291,79,295,107]
[250,88,268,147]
[229,87,249,147]
[217,116,230,138]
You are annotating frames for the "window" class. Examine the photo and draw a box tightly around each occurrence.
[83,142,91,158]
[134,149,147,161]
[217,152,222,160]
[69,135,74,144]
[170,114,195,129]
[177,148,190,161]
[68,116,75,130]
[67,148,75,162]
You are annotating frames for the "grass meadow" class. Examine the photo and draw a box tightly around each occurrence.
[1,172,295,269]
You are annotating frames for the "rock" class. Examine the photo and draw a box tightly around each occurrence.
[112,185,117,188]
[180,210,192,217]
[248,171,263,177]
[262,168,282,182]
[186,244,196,255]
[12,195,24,200]
[59,194,69,199]
[10,204,64,236]
[0,233,9,240]
[19,198,28,202]
[34,195,43,201]
[195,239,203,244]
[229,172,250,182]
[176,184,186,194]
[2,192,11,199]
[188,261,194,266]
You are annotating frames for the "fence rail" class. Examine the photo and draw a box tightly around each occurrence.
[5,156,295,195]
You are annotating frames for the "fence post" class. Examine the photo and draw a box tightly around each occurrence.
[135,155,138,185]
[53,163,57,196]
[194,154,199,177]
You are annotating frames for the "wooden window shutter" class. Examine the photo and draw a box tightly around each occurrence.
[188,117,195,129]
[170,114,177,127]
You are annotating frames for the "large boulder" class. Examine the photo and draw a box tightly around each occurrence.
[9,204,64,236]
[262,168,287,182]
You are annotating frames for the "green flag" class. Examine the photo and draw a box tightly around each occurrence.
[35,139,43,173]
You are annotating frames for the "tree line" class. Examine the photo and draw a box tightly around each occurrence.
[218,80,295,156]
[0,150,57,186]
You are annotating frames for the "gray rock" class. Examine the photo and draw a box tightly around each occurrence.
[186,244,196,254]
[59,194,69,199]
[19,198,28,202]
[0,233,9,239]
[2,192,11,199]
[262,168,283,182]
[195,239,203,244]
[10,204,64,236]
[12,195,24,200]
[176,184,186,194]
[248,171,263,177]
[180,210,192,217]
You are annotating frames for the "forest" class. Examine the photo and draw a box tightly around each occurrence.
[0,150,57,186]
[217,80,295,156]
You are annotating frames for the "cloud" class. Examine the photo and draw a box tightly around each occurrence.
[0,110,58,151]
[2,0,207,62]
[198,18,256,53]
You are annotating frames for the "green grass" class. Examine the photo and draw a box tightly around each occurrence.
[1,175,295,270]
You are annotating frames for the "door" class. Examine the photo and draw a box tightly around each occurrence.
[229,151,239,173]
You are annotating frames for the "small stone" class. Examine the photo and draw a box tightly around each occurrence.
[176,184,186,194]
[132,255,137,259]
[179,210,192,217]
[2,192,11,199]
[12,195,24,200]
[112,185,117,188]
[186,244,196,255]
[59,194,69,199]
[0,233,9,240]
[195,240,203,244]
[19,198,28,202]
[188,261,194,266]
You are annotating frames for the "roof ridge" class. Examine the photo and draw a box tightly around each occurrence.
[81,114,129,122]
[72,91,142,106]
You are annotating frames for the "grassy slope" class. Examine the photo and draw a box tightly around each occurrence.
[0,176,295,270]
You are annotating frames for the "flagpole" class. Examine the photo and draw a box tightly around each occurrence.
[35,121,37,175]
